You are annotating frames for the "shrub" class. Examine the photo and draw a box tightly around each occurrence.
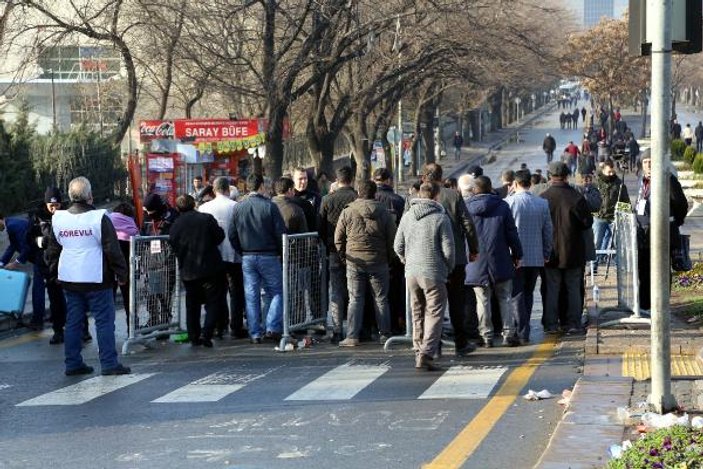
[607,425,703,469]
[684,145,697,166]
[671,139,687,160]
[693,154,703,174]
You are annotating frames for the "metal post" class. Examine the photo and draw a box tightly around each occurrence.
[397,99,403,184]
[649,0,676,413]
[280,234,290,350]
[50,69,57,130]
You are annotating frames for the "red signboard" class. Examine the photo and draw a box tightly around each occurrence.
[174,119,261,142]
[139,120,175,142]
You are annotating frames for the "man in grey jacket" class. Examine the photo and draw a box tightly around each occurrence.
[395,182,456,371]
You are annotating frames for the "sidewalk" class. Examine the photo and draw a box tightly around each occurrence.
[535,107,703,468]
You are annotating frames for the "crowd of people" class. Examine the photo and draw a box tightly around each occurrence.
[0,102,691,374]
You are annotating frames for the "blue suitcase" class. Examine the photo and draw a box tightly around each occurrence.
[0,270,31,318]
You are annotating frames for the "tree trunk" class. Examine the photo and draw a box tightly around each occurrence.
[421,103,435,164]
[352,115,371,184]
[111,39,137,146]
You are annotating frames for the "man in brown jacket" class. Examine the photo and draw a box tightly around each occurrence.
[335,180,396,346]
[272,177,308,234]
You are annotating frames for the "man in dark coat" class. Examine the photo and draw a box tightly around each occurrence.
[26,188,77,344]
[293,167,321,230]
[695,121,703,153]
[465,176,523,348]
[169,195,227,347]
[319,166,358,343]
[543,133,556,164]
[422,163,479,356]
[540,161,593,334]
[373,167,406,334]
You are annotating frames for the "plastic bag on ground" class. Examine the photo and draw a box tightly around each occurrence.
[523,389,554,401]
[641,412,689,429]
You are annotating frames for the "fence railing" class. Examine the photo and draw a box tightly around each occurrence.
[280,233,327,349]
[122,235,184,354]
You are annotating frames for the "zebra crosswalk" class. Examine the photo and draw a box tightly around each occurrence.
[14,362,508,408]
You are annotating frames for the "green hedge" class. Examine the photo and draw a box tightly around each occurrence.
[0,104,124,215]
[684,145,697,166]
[694,153,703,174]
[671,139,687,160]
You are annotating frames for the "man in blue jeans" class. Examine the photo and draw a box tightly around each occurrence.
[229,173,287,344]
[46,177,130,376]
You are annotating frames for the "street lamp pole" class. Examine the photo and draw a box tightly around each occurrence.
[649,0,677,413]
[397,99,403,184]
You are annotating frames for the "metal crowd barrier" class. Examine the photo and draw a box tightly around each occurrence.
[597,210,649,328]
[122,235,185,354]
[279,233,328,350]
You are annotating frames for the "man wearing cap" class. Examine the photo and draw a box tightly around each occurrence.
[45,177,131,376]
[540,161,593,334]
[142,193,179,236]
[27,188,89,344]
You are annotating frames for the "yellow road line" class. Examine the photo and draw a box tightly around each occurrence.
[424,336,558,469]
[0,332,42,350]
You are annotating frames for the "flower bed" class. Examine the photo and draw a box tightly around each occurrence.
[606,425,703,468]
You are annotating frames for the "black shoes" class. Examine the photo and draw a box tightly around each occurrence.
[456,343,477,357]
[65,364,94,376]
[49,332,64,345]
[477,337,493,348]
[101,364,131,376]
[250,337,262,344]
[330,333,342,345]
[264,331,282,342]
[201,338,214,348]
[502,336,520,347]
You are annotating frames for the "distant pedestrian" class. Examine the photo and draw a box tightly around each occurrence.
[581,106,587,123]
[543,133,556,164]
[45,177,130,376]
[394,182,458,371]
[453,131,464,160]
[695,122,703,153]
[683,123,694,147]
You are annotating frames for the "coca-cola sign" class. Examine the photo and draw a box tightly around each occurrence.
[139,120,175,142]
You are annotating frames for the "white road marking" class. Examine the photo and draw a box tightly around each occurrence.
[285,363,390,401]
[418,366,507,400]
[152,384,245,403]
[152,369,276,403]
[16,374,155,406]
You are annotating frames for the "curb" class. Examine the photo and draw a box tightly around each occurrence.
[534,376,632,469]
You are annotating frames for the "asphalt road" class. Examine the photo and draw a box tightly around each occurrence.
[0,103,592,469]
